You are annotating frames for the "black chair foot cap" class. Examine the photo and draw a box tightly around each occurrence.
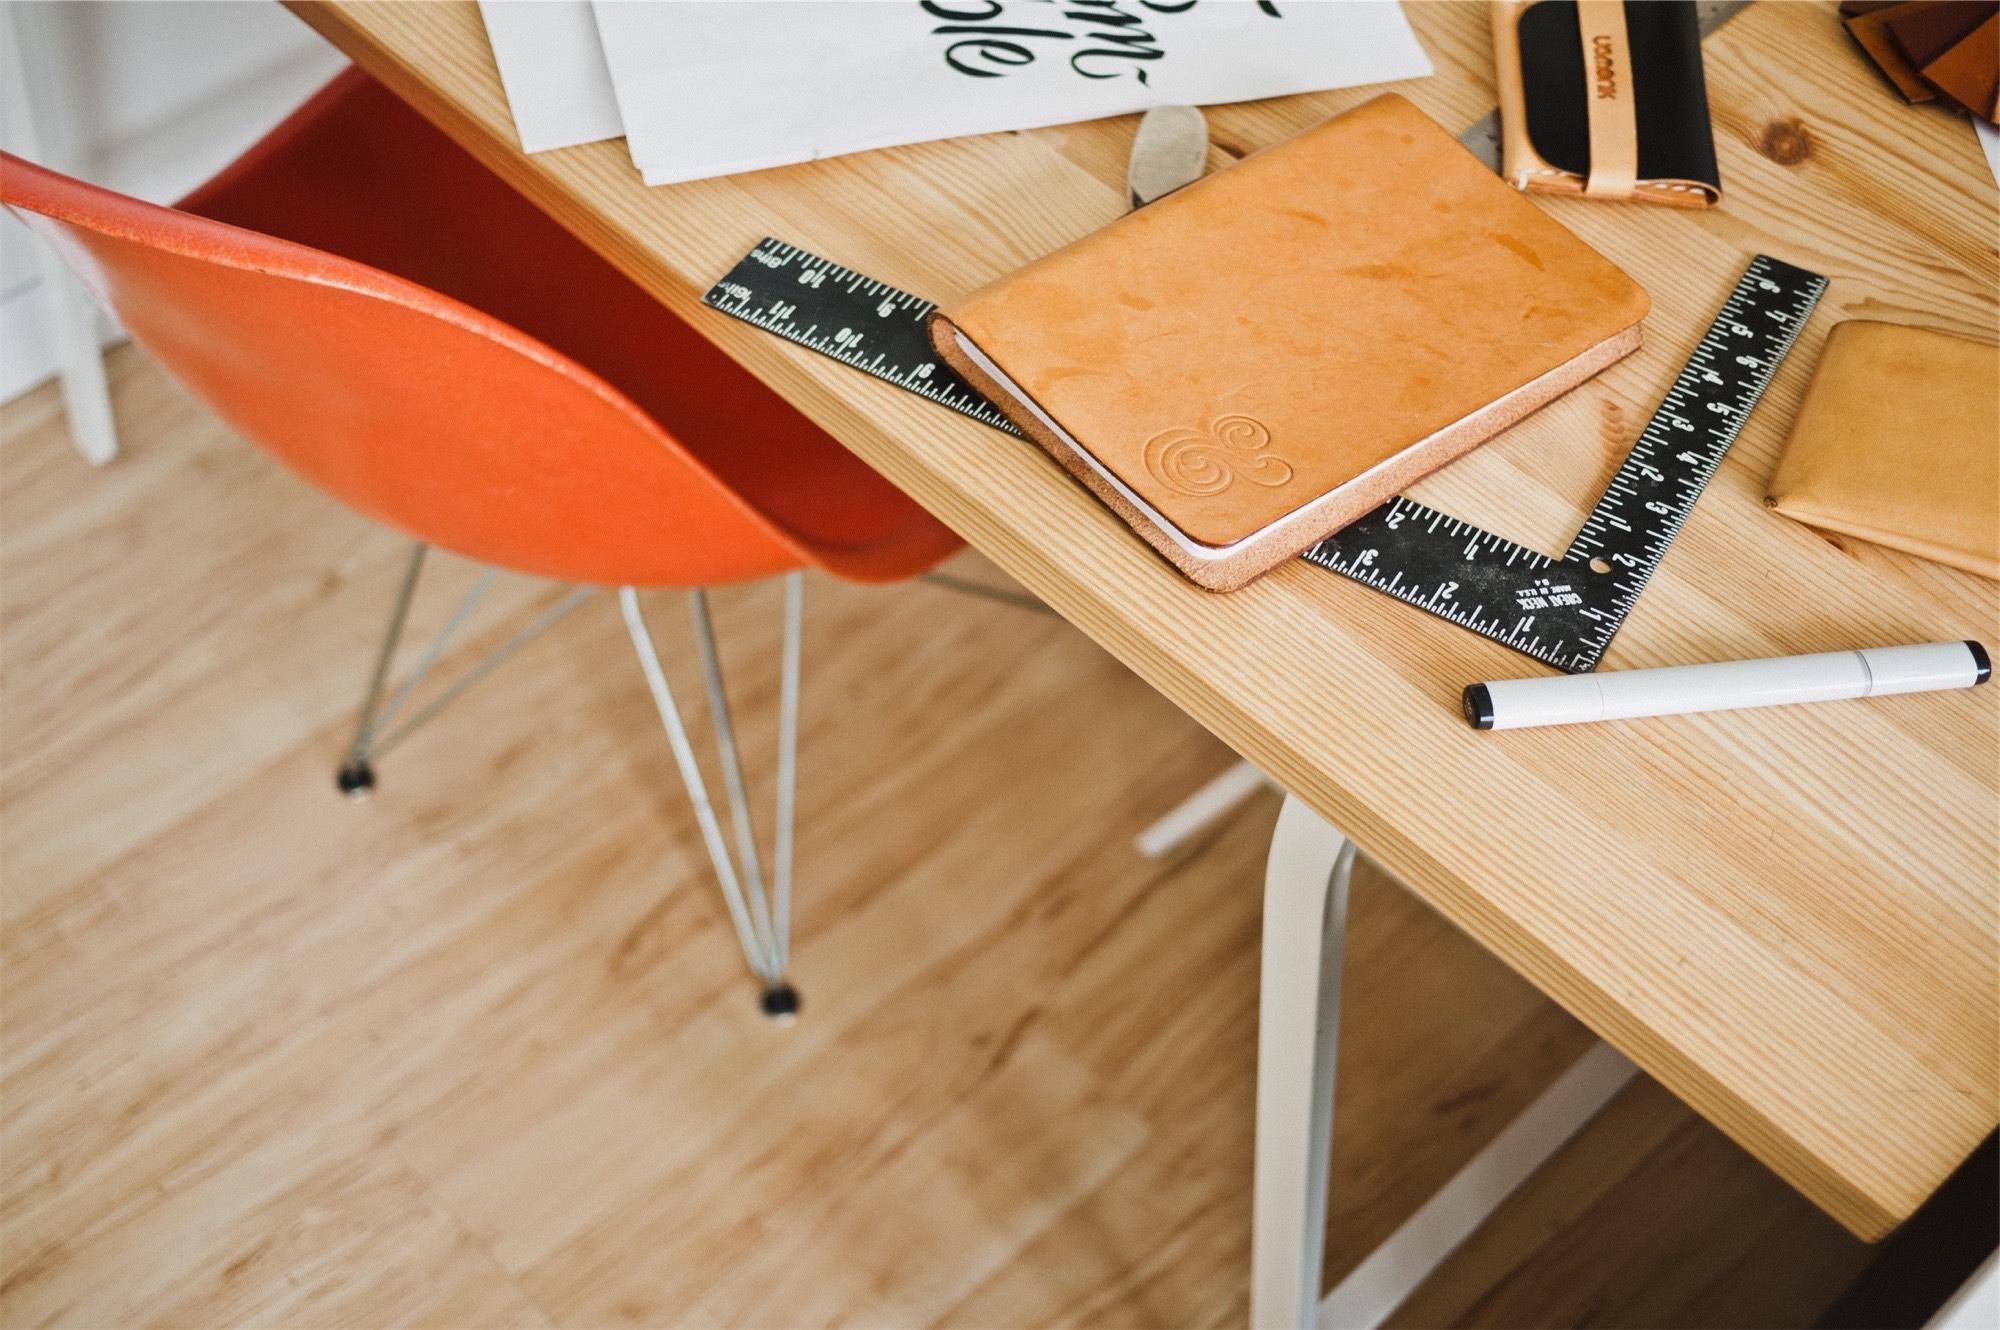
[759,984,801,1022]
[337,761,376,799]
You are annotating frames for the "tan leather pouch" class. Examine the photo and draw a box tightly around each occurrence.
[1493,0,1722,207]
[1767,321,1999,579]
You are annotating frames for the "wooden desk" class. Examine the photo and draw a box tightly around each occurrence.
[290,0,1995,1246]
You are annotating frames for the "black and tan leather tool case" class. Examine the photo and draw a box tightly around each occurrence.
[1492,0,1722,207]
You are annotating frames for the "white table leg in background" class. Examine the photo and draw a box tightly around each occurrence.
[26,245,118,466]
[2,0,118,465]
[1253,794,1354,1329]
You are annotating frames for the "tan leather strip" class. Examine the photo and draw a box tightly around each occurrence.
[1576,0,1639,198]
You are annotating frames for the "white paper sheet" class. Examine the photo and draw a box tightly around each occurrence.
[479,0,624,152]
[591,0,1432,186]
[1975,117,1999,188]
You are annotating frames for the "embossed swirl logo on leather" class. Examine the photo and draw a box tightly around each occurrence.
[1141,414,1294,497]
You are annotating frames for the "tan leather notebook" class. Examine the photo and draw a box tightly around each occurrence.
[929,93,1650,590]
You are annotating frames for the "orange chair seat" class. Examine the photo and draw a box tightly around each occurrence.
[2,65,959,587]
[174,68,958,582]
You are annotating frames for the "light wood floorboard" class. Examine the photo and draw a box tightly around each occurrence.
[2,348,1871,1327]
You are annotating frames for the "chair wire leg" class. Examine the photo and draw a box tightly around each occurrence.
[620,588,784,995]
[368,586,593,762]
[340,542,428,798]
[771,572,804,980]
[368,566,497,745]
[341,551,588,794]
[687,589,778,968]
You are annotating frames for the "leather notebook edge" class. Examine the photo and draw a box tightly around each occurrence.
[928,309,1647,592]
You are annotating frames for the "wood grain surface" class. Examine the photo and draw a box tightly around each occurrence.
[282,0,1999,1239]
[0,349,1876,1327]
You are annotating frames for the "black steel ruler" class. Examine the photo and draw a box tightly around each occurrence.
[1305,256,1826,671]
[703,239,1826,673]
[705,239,1023,437]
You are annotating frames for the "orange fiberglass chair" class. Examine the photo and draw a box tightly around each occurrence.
[0,66,963,1017]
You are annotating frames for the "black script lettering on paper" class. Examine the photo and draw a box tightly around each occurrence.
[924,0,1285,84]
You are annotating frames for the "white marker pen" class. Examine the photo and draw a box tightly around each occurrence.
[1464,641,1991,731]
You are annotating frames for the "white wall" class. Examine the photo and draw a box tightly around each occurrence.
[1,0,348,402]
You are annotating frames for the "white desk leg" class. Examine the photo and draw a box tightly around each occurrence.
[1253,794,1633,1330]
[1253,794,1354,1329]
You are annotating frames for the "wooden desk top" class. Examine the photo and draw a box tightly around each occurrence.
[289,0,1995,1239]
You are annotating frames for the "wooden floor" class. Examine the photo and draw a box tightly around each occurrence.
[1,349,1876,1328]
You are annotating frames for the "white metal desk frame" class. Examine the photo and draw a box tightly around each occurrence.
[1140,775,1637,1328]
